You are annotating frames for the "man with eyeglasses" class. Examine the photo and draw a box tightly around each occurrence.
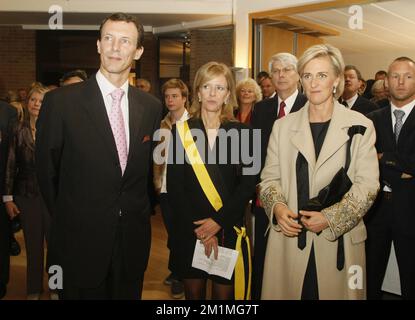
[250,52,307,299]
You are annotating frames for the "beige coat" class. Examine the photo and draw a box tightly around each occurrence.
[259,101,379,300]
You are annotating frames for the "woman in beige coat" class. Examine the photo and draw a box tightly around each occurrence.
[259,44,379,300]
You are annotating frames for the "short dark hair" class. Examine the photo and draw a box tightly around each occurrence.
[345,65,363,81]
[99,12,144,48]
[61,69,88,84]
[375,70,387,77]
[392,56,415,64]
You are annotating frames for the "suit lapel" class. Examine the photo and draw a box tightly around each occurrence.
[81,77,119,163]
[291,93,306,113]
[398,103,415,144]
[290,103,316,172]
[381,105,395,148]
[126,87,144,164]
[315,103,350,172]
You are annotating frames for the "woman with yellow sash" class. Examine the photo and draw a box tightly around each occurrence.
[167,62,257,300]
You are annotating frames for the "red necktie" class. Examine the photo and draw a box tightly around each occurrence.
[277,101,286,119]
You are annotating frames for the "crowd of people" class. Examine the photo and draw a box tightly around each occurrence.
[0,12,414,300]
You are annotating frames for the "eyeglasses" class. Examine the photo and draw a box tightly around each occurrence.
[301,72,329,82]
[201,84,227,92]
[271,67,295,75]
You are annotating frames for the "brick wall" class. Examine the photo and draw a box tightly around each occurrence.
[189,27,234,86]
[0,27,36,100]
[138,32,159,97]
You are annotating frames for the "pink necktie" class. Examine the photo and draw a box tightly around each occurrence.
[109,88,128,175]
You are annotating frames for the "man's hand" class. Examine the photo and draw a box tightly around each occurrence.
[194,218,221,242]
[300,210,329,233]
[5,201,20,219]
[273,204,302,237]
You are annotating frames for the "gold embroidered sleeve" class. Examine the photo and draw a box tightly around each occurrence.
[259,183,287,221]
[322,190,378,241]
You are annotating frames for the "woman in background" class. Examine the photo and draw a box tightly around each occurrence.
[3,85,51,300]
[235,78,262,124]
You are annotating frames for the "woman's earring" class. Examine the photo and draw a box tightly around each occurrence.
[198,96,201,102]
[332,86,337,94]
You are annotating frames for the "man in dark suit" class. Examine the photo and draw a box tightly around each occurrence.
[36,13,162,300]
[250,52,307,299]
[0,101,17,299]
[340,65,378,115]
[366,57,415,299]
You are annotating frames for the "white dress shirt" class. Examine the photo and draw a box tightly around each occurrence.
[96,70,130,153]
[344,93,359,109]
[277,89,299,115]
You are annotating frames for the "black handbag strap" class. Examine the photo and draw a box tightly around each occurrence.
[296,125,367,271]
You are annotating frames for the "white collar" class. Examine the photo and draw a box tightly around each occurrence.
[391,99,415,117]
[278,89,298,107]
[96,70,129,98]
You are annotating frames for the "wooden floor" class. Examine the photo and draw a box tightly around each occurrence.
[3,206,180,300]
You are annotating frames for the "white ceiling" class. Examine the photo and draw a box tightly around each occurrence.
[0,11,227,31]
[292,0,415,54]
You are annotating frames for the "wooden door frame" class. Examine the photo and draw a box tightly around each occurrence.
[248,0,381,76]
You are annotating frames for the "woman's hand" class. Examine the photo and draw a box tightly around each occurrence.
[274,204,302,237]
[300,210,329,233]
[193,218,221,242]
[201,235,219,260]
[5,201,20,219]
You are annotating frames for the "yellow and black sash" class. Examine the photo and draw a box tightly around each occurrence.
[176,120,252,300]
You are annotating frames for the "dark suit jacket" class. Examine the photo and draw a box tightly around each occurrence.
[166,118,256,274]
[350,95,378,115]
[35,76,162,287]
[4,120,40,198]
[0,101,16,284]
[251,93,307,173]
[0,102,17,196]
[366,103,415,234]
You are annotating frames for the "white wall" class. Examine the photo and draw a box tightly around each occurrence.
[342,50,415,80]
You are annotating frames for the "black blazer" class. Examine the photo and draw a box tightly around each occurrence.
[166,119,257,271]
[4,120,40,198]
[0,101,16,284]
[251,93,307,172]
[366,103,415,232]
[350,95,378,115]
[35,76,162,287]
[0,102,17,196]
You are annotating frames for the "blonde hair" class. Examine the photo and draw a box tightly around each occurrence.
[189,61,237,123]
[236,78,262,104]
[24,84,49,122]
[297,44,345,99]
[27,84,49,103]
